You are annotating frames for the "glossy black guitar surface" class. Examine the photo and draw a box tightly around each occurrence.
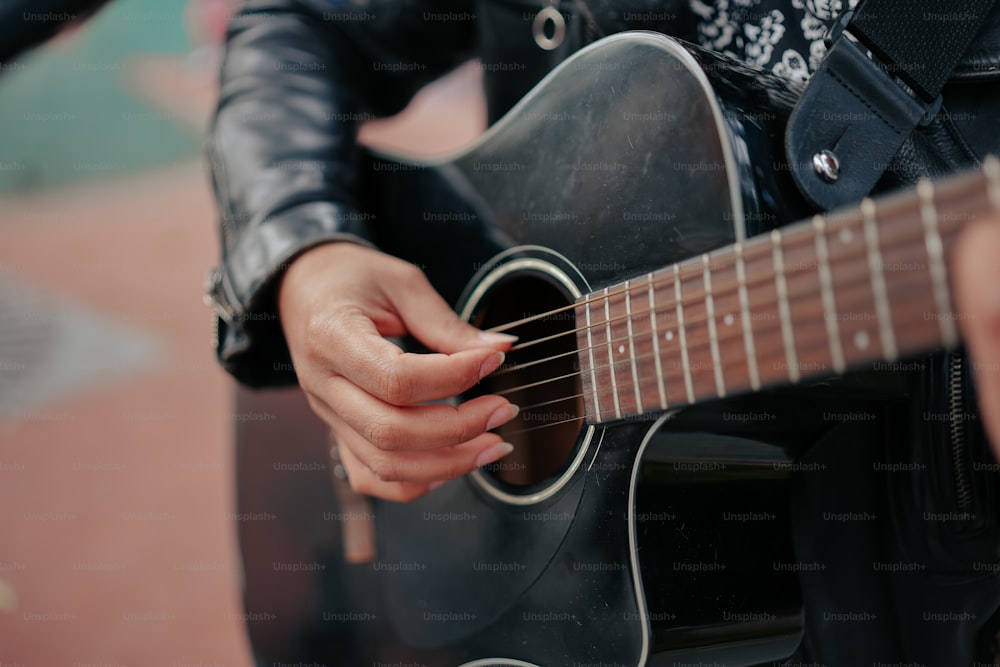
[363,32,812,665]
[234,32,880,666]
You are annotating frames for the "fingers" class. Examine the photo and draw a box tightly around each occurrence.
[953,217,1000,458]
[281,243,514,404]
[334,420,515,502]
[337,443,431,503]
[277,242,522,499]
[324,383,519,451]
[388,267,517,354]
[324,312,508,405]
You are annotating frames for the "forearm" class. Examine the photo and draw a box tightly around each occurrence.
[206,0,476,385]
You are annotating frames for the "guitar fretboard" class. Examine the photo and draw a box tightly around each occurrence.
[575,161,1000,424]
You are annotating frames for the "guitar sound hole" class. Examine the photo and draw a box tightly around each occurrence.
[465,272,584,493]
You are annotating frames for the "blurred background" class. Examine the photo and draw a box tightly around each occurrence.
[0,0,251,665]
[0,1,484,664]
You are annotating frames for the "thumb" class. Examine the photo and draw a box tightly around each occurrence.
[389,268,517,355]
[953,217,1000,459]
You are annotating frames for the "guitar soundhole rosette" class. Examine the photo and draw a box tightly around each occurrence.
[460,256,593,505]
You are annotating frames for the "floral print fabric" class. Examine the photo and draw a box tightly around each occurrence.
[690,0,860,82]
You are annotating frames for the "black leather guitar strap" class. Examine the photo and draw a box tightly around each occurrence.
[785,0,997,210]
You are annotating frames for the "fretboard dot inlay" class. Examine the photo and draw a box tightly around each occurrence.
[840,228,854,244]
[618,344,625,354]
[854,330,870,351]
[665,331,674,341]
[724,313,734,326]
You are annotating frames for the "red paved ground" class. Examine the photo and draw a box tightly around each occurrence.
[0,59,484,666]
[0,158,249,667]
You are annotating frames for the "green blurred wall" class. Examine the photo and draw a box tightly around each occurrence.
[0,0,203,194]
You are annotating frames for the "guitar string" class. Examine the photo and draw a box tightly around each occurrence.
[491,288,920,435]
[495,296,903,435]
[501,415,589,436]
[478,236,861,420]
[502,237,898,359]
[496,259,926,381]
[487,244,874,378]
[517,392,586,412]
[498,211,965,357]
[496,227,818,348]
[495,310,897,437]
[497,268,933,398]
[488,193,973,347]
[488,232,939,383]
[490,271,934,436]
[488,267,934,403]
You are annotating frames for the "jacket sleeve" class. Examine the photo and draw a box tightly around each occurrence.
[0,0,112,65]
[205,0,477,387]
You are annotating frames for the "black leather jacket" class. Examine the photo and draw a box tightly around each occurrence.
[205,0,692,386]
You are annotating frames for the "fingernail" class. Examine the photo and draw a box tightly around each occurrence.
[475,442,514,468]
[428,480,447,491]
[479,351,505,379]
[486,403,519,431]
[479,331,518,345]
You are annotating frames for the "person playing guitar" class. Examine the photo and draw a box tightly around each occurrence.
[205,1,1000,664]
[207,0,1000,496]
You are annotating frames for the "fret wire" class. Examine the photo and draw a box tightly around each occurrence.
[861,198,898,361]
[624,279,643,413]
[603,287,622,420]
[583,297,601,421]
[812,214,846,373]
[703,253,726,398]
[684,227,911,316]
[771,229,800,383]
[734,242,761,390]
[674,263,695,404]
[917,179,958,348]
[647,272,668,409]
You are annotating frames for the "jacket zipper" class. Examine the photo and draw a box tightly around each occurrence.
[948,350,974,516]
[204,267,236,351]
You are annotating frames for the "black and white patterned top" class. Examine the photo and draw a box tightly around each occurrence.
[690,0,860,83]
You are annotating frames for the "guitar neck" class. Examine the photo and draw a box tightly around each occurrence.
[576,160,1000,425]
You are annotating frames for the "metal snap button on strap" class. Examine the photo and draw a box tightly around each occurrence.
[533,2,565,50]
[812,149,840,183]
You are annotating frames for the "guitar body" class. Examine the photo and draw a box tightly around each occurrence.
[237,33,824,666]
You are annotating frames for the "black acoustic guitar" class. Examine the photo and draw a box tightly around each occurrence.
[232,32,998,666]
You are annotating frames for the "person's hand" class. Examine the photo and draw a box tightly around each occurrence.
[278,242,518,502]
[953,215,1000,461]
